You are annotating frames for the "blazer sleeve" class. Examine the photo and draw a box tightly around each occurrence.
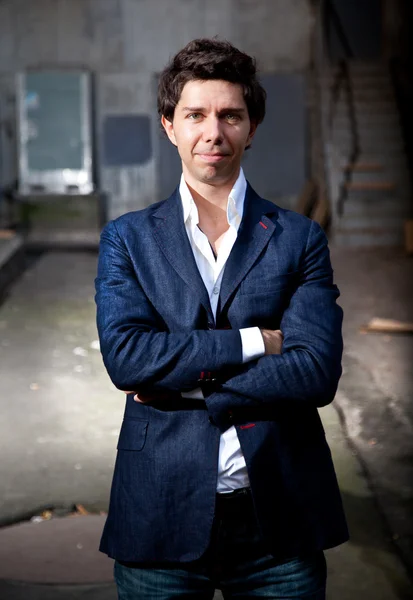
[205,221,343,431]
[95,220,243,392]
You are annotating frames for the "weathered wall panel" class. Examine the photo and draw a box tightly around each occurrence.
[0,2,15,69]
[0,0,314,74]
[13,0,59,68]
[0,0,314,216]
[231,0,314,71]
[56,0,95,66]
[0,75,18,187]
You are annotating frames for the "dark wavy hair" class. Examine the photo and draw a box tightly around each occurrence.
[158,38,266,126]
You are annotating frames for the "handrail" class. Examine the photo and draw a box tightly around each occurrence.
[307,0,361,228]
[306,0,331,228]
[324,0,360,216]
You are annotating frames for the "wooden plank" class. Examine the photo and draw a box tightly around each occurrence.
[360,318,413,334]
[0,230,15,240]
[343,162,384,173]
[345,181,396,192]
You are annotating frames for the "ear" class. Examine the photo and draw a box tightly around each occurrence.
[245,121,258,148]
[161,115,177,146]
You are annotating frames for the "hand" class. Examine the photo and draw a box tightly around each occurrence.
[123,391,150,403]
[260,329,284,355]
[122,390,168,404]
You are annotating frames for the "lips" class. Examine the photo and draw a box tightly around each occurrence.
[197,153,229,163]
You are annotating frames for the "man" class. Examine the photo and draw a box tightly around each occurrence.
[95,38,348,599]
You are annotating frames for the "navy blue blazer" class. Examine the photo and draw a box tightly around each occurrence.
[95,183,349,563]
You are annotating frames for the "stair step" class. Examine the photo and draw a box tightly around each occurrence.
[341,200,411,218]
[345,90,394,101]
[321,81,392,92]
[338,214,406,229]
[344,172,397,185]
[316,95,395,108]
[333,131,403,144]
[322,72,390,83]
[344,181,396,192]
[332,101,396,113]
[343,173,410,187]
[315,84,393,97]
[342,162,384,172]
[335,142,404,155]
[340,154,409,166]
[336,151,405,163]
[335,127,401,141]
[336,146,407,159]
[340,62,388,74]
[335,141,405,153]
[332,119,402,131]
[333,227,404,247]
[308,92,392,107]
[333,115,401,128]
[345,192,411,204]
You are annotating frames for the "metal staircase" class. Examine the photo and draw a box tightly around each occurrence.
[328,62,412,247]
[305,1,413,248]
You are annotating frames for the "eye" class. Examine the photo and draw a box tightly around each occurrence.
[188,113,202,120]
[224,114,240,122]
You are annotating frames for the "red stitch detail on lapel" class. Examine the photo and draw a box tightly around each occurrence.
[240,423,256,430]
[259,221,268,229]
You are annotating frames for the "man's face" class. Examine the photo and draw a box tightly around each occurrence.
[162,79,256,187]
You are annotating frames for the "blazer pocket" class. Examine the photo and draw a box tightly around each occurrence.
[117,418,148,451]
[239,270,299,296]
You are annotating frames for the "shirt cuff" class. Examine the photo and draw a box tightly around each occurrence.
[239,327,265,363]
[181,387,204,399]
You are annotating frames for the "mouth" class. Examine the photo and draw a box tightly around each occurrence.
[196,153,229,163]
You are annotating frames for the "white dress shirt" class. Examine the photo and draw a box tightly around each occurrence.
[179,168,265,492]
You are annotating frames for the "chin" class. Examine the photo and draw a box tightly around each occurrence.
[191,166,219,183]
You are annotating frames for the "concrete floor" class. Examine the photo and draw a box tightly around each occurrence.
[331,246,413,576]
[0,246,412,599]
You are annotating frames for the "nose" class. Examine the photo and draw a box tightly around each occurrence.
[202,116,223,145]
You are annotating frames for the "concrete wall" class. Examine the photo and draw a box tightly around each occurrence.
[0,0,314,219]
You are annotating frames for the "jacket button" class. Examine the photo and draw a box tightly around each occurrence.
[228,412,233,422]
[209,416,215,425]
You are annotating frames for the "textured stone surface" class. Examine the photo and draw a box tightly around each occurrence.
[0,245,412,598]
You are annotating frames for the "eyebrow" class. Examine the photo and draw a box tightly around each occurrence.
[181,107,247,114]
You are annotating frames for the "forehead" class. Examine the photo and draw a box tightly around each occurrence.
[177,79,246,109]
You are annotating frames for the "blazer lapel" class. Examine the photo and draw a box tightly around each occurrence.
[151,189,214,322]
[219,184,278,312]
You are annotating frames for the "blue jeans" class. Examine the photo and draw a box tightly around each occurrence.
[114,489,326,599]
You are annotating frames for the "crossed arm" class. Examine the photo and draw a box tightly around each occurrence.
[96,219,343,426]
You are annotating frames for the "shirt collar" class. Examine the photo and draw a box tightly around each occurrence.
[179,168,247,231]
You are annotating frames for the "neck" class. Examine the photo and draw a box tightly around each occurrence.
[183,168,240,213]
